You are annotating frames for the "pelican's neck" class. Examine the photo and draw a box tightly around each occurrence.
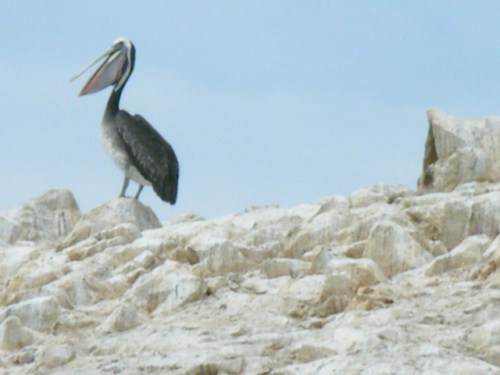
[104,43,135,120]
[105,84,124,119]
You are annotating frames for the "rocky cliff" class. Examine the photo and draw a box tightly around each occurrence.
[1,109,500,374]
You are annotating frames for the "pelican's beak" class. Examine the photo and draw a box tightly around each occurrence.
[71,44,127,96]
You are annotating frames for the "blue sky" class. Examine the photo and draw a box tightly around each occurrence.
[2,2,500,220]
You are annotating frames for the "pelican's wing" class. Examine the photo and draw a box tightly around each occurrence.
[116,110,179,204]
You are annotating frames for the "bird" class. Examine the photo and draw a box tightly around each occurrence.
[71,37,179,204]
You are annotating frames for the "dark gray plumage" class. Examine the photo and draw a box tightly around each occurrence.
[116,111,179,203]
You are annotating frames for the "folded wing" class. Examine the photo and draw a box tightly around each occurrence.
[116,111,179,204]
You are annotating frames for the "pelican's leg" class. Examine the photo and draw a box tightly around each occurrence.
[135,185,144,200]
[120,176,130,197]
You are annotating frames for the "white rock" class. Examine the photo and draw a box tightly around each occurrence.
[184,227,233,260]
[4,156,500,374]
[288,206,350,258]
[309,246,335,273]
[0,245,54,305]
[0,216,21,246]
[403,189,500,250]
[184,363,219,375]
[7,295,59,332]
[7,348,36,366]
[264,274,326,306]
[292,343,334,363]
[261,258,310,278]
[484,345,500,367]
[0,189,81,245]
[41,344,75,368]
[484,234,500,260]
[349,183,412,208]
[0,316,33,350]
[325,258,387,287]
[364,220,432,277]
[320,272,357,314]
[318,258,386,314]
[204,245,253,276]
[419,109,500,192]
[57,274,95,306]
[330,326,376,355]
[435,198,473,250]
[467,319,500,347]
[469,192,500,239]
[101,302,143,332]
[59,198,160,249]
[131,250,156,270]
[425,235,491,276]
[347,204,414,244]
[62,222,142,261]
[128,261,204,313]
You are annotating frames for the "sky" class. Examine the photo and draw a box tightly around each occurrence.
[2,2,500,221]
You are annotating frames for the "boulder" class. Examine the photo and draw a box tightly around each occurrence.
[0,189,81,245]
[6,295,59,332]
[349,183,412,208]
[467,319,500,366]
[203,244,254,276]
[0,316,33,350]
[286,198,350,258]
[58,198,161,249]
[364,220,432,277]
[425,235,491,276]
[127,260,205,313]
[318,258,386,314]
[402,187,500,250]
[40,344,75,369]
[101,302,143,332]
[418,109,500,193]
[261,258,311,278]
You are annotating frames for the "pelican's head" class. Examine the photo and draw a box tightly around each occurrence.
[71,37,135,96]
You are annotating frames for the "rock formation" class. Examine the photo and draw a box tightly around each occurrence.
[0,109,499,374]
[419,108,500,192]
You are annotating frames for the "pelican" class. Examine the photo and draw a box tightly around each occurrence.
[71,37,179,204]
